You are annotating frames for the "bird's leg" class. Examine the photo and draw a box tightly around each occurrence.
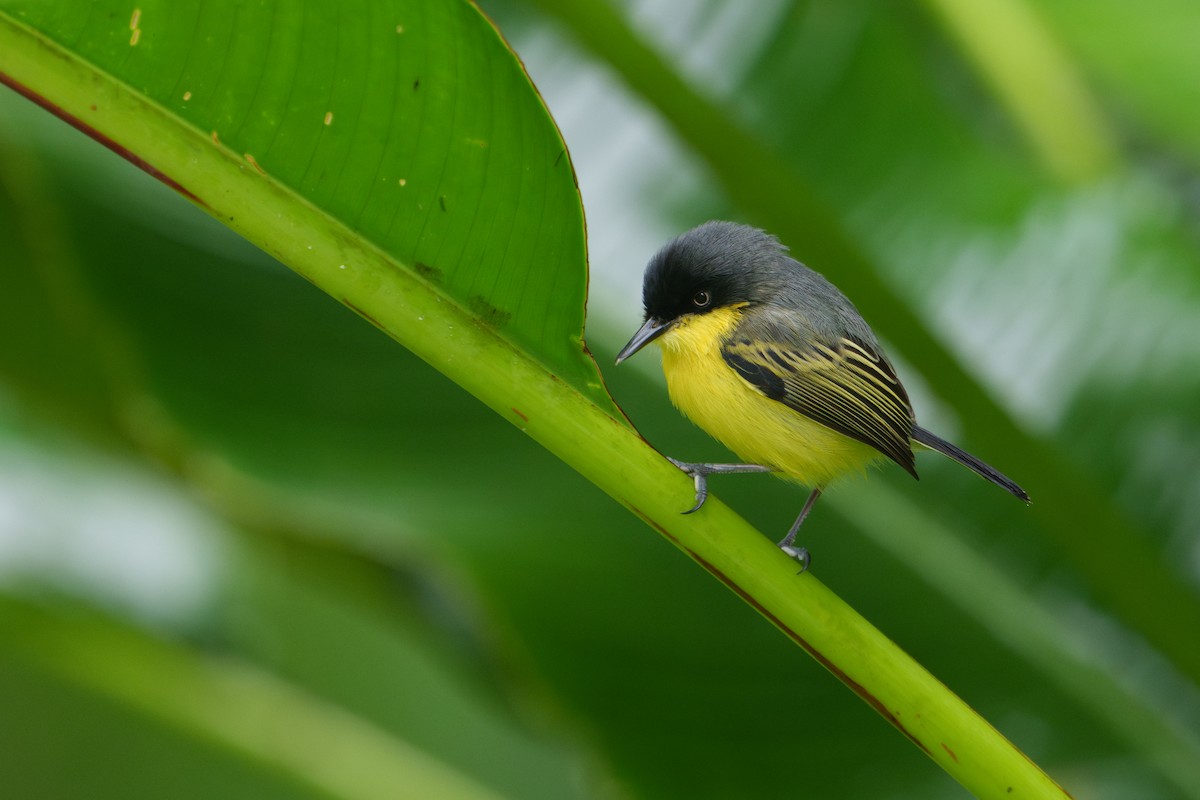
[666,457,775,514]
[777,487,823,573]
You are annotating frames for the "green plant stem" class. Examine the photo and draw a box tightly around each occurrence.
[0,12,1068,796]
[921,0,1117,182]
[520,0,1200,688]
[0,597,503,800]
[832,483,1200,798]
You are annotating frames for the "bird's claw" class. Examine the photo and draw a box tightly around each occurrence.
[667,458,776,514]
[668,458,711,514]
[779,545,811,574]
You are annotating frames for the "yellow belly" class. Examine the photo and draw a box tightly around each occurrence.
[656,308,881,487]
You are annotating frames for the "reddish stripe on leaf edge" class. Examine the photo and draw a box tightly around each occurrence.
[0,71,208,209]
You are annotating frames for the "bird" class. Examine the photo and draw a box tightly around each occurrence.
[614,221,1029,570]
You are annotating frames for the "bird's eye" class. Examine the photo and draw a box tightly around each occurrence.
[692,290,712,308]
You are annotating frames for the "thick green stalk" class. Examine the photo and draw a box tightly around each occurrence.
[833,484,1200,798]
[0,12,1068,796]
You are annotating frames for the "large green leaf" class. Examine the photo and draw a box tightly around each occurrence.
[0,0,611,408]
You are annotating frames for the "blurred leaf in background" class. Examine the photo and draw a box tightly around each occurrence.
[2,1,1200,799]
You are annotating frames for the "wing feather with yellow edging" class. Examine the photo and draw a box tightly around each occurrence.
[722,331,918,476]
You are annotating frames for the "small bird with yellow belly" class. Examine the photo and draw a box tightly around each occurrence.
[615,221,1029,570]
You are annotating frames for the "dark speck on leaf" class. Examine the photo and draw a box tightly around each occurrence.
[439,195,447,212]
[554,148,565,166]
[470,295,512,327]
[413,78,420,90]
[414,261,442,283]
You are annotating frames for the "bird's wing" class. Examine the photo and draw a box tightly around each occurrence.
[722,333,917,476]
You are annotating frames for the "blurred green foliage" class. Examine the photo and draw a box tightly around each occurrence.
[2,1,1200,798]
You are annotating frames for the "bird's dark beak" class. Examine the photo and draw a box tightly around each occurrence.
[615,317,671,365]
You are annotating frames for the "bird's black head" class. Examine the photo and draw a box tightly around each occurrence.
[615,221,790,364]
[642,221,787,323]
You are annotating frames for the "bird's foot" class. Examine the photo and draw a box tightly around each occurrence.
[666,458,774,514]
[666,458,714,514]
[778,544,811,574]
[775,487,821,574]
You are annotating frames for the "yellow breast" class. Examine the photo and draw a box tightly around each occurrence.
[656,308,881,488]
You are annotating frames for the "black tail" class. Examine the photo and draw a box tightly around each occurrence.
[912,426,1030,503]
